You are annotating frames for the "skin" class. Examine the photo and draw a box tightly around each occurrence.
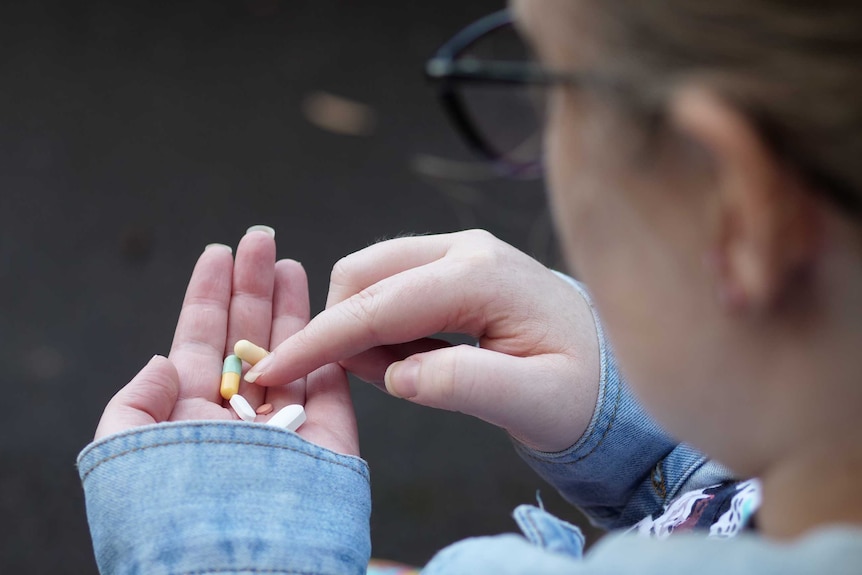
[513,0,862,539]
[95,229,359,457]
[97,0,862,543]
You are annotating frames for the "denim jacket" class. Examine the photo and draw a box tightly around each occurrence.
[78,280,862,574]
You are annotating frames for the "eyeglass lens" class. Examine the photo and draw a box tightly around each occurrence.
[456,25,545,168]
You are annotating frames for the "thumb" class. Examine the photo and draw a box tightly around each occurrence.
[384,345,581,450]
[95,355,180,440]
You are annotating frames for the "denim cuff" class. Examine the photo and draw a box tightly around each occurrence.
[78,421,371,575]
[512,275,679,529]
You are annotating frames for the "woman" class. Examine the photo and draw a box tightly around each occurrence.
[80,1,862,572]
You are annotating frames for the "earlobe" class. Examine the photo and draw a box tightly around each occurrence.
[701,247,750,313]
[670,85,820,313]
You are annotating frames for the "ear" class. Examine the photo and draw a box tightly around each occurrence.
[669,86,820,311]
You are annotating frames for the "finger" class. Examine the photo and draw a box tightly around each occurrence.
[168,244,234,403]
[337,338,453,389]
[384,345,591,452]
[298,363,359,457]
[246,257,484,386]
[95,356,180,440]
[227,226,276,406]
[326,233,454,308]
[262,259,310,410]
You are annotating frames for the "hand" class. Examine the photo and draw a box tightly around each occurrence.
[94,228,359,457]
[246,229,600,452]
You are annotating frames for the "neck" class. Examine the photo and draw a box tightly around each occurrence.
[757,433,862,539]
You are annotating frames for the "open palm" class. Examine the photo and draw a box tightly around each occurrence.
[94,228,359,457]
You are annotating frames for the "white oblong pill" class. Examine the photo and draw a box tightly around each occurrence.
[267,404,306,432]
[229,393,257,422]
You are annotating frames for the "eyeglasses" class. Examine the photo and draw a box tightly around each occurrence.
[428,10,862,217]
[425,9,610,179]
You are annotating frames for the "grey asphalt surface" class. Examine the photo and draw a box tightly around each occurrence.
[0,1,601,571]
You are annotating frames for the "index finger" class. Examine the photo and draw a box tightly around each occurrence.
[245,257,486,387]
[247,233,458,387]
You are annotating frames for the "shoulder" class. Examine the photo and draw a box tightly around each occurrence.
[422,522,862,574]
[588,527,862,574]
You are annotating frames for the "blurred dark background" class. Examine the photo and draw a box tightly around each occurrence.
[0,0,599,571]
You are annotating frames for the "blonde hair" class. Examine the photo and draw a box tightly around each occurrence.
[587,0,862,215]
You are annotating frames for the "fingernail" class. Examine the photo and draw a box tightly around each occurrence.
[246,225,276,238]
[244,353,273,383]
[384,360,419,399]
[205,243,233,253]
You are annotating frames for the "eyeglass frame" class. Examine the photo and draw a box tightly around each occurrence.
[424,9,621,179]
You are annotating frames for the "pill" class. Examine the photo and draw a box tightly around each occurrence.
[267,404,306,432]
[229,393,257,422]
[234,339,269,366]
[220,355,242,400]
[255,403,274,415]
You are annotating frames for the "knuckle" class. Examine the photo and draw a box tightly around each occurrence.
[463,246,499,271]
[455,231,505,270]
[339,287,384,343]
[453,345,479,405]
[460,228,496,244]
[328,255,365,308]
[329,256,351,285]
[292,326,317,354]
[431,346,473,410]
[329,255,356,291]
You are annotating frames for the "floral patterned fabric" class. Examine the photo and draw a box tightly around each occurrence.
[630,479,762,539]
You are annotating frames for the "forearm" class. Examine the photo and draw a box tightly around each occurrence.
[78,421,371,575]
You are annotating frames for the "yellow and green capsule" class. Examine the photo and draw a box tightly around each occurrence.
[220,354,242,400]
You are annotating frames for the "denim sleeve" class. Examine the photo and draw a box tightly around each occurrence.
[512,276,735,530]
[77,421,371,575]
